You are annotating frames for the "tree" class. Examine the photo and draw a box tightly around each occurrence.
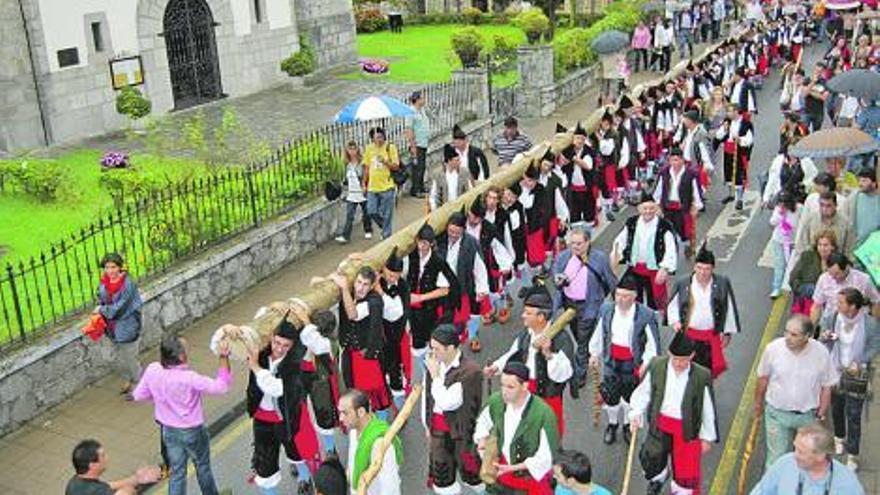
[531,0,559,40]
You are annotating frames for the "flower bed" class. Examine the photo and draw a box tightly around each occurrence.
[360,58,390,74]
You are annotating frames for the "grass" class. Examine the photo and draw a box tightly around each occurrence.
[341,24,544,87]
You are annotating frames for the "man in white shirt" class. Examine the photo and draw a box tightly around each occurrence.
[629,332,718,495]
[754,314,838,470]
[339,389,401,495]
[430,145,472,212]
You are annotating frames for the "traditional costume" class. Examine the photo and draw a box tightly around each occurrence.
[588,273,660,445]
[424,326,484,495]
[726,68,757,113]
[593,111,622,219]
[474,362,560,495]
[467,199,514,326]
[538,149,570,256]
[667,245,741,379]
[339,283,391,414]
[429,144,472,212]
[618,96,648,203]
[488,291,575,435]
[629,333,718,495]
[452,124,491,183]
[520,163,554,270]
[501,187,527,272]
[716,108,754,208]
[675,110,715,189]
[612,193,678,310]
[379,248,411,410]
[653,147,703,251]
[560,122,600,228]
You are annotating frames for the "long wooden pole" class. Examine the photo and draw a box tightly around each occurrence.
[621,423,638,495]
[357,384,424,495]
[736,414,761,495]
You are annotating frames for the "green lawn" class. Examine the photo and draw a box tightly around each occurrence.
[341,24,537,87]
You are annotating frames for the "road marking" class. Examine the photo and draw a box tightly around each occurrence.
[757,242,774,269]
[705,190,760,263]
[708,293,789,495]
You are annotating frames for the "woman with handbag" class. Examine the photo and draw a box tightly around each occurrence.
[820,288,877,472]
[95,253,144,398]
[788,230,837,316]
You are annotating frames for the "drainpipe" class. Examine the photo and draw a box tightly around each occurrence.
[17,0,50,147]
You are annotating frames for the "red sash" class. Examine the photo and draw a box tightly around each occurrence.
[657,414,703,494]
[610,344,634,361]
[254,407,283,424]
[571,184,588,192]
[350,349,390,410]
[664,201,695,240]
[633,263,668,310]
[294,402,321,472]
[723,141,737,155]
[453,294,472,326]
[431,412,451,433]
[686,328,728,378]
[527,379,565,437]
[401,330,413,388]
[548,217,560,243]
[603,161,618,191]
[496,455,554,495]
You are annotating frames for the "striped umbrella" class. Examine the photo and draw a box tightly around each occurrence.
[790,127,880,159]
[334,95,414,123]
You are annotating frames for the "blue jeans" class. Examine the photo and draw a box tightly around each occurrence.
[771,240,792,293]
[367,188,396,239]
[163,424,219,495]
[340,200,371,240]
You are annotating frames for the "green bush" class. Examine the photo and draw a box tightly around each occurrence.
[462,6,483,25]
[553,28,595,73]
[355,5,388,32]
[514,7,550,44]
[5,160,70,202]
[115,86,151,120]
[450,27,485,68]
[280,36,317,77]
[98,168,163,208]
[488,34,519,73]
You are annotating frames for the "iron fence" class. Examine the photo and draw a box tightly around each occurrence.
[0,77,485,350]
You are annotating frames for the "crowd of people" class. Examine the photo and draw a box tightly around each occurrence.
[66,0,880,494]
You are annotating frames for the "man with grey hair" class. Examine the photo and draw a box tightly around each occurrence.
[754,315,838,469]
[750,423,865,493]
[551,226,617,395]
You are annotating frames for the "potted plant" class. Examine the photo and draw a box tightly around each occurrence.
[115,86,151,133]
[450,27,485,68]
[280,35,317,85]
[514,7,550,44]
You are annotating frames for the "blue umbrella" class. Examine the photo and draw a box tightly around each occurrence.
[334,95,414,123]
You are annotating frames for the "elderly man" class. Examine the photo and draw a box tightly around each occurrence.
[795,191,857,257]
[551,226,617,394]
[754,314,839,469]
[810,253,880,327]
[493,116,533,166]
[474,362,560,494]
[750,423,865,494]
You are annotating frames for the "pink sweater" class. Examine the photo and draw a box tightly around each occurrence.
[631,26,652,49]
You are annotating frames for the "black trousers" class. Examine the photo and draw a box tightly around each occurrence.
[252,419,301,479]
[568,188,597,224]
[634,48,650,72]
[410,147,427,195]
[429,431,482,489]
[600,358,638,406]
[382,320,406,393]
[831,389,865,455]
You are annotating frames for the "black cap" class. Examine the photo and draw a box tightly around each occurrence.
[668,146,683,157]
[573,121,588,136]
[619,94,634,109]
[694,241,715,265]
[470,198,486,217]
[556,122,568,133]
[452,124,467,140]
[502,361,530,382]
[669,331,696,356]
[637,190,656,204]
[277,319,297,340]
[618,270,640,291]
[601,109,613,122]
[417,223,435,242]
[385,246,404,272]
[542,149,556,164]
[524,163,540,180]
[431,324,459,347]
[443,143,458,162]
[524,291,552,310]
[449,211,466,228]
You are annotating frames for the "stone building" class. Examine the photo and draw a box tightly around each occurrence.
[0,0,357,152]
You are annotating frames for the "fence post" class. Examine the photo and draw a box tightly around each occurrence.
[245,167,260,227]
[5,264,27,341]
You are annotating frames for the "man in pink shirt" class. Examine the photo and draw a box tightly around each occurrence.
[810,253,880,329]
[132,335,232,495]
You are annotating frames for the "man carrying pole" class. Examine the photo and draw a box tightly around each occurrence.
[339,389,402,495]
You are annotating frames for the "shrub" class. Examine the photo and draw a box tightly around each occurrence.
[99,168,162,208]
[100,151,130,170]
[553,28,595,73]
[280,36,317,77]
[355,5,388,32]
[488,34,519,73]
[462,6,483,25]
[450,27,485,68]
[115,86,151,120]
[514,7,550,44]
[7,160,69,202]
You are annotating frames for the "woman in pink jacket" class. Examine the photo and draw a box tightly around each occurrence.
[631,21,653,72]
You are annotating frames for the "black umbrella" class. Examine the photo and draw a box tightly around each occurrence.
[826,69,880,101]
[641,1,665,13]
[591,30,630,55]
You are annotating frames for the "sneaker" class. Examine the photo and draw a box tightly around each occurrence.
[605,210,616,222]
[835,437,845,455]
[334,236,348,244]
[770,289,781,299]
[364,232,373,240]
[735,200,744,211]
[846,454,858,472]
[722,195,735,204]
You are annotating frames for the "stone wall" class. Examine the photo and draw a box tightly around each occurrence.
[0,0,46,151]
[0,117,492,436]
[553,64,596,107]
[295,0,357,71]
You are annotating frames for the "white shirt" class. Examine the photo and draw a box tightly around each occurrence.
[491,325,574,383]
[467,223,515,273]
[473,394,554,481]
[653,165,704,210]
[628,361,718,442]
[757,338,839,412]
[347,426,401,495]
[446,236,490,295]
[381,289,405,322]
[457,146,471,180]
[402,250,449,288]
[588,305,658,369]
[421,351,465,427]
[612,216,679,273]
[255,356,284,410]
[667,278,739,334]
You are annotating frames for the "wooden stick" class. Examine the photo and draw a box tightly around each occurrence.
[592,365,602,428]
[621,424,638,495]
[357,384,423,495]
[736,413,762,495]
[531,308,578,349]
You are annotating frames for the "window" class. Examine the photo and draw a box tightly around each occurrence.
[57,47,80,68]
[91,22,104,52]
[253,0,263,23]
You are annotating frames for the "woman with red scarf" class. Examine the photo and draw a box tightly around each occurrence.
[95,253,144,397]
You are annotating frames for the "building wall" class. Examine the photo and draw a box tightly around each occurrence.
[294,0,357,71]
[0,0,46,151]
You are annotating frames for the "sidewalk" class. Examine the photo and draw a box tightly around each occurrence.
[0,62,668,494]
[856,363,879,494]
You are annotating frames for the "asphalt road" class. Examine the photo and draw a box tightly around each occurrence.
[169,45,824,495]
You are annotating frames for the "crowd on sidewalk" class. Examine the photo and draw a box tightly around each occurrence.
[63,1,880,495]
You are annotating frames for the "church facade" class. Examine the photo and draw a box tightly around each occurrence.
[0,0,356,151]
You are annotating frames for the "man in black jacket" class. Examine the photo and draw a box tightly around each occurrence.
[452,124,491,183]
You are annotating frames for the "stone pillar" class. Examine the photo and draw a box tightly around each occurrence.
[452,67,490,121]
[516,44,556,118]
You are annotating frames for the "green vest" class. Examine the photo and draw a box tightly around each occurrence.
[351,417,403,490]
[646,356,716,442]
[486,392,559,465]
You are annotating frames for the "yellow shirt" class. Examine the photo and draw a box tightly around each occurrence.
[364,143,399,193]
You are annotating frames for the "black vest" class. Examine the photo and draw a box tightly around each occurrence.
[246,346,307,435]
[659,165,698,209]
[646,356,716,442]
[407,251,458,312]
[512,328,575,398]
[621,215,675,267]
[671,275,739,334]
[338,291,384,359]
[437,233,482,303]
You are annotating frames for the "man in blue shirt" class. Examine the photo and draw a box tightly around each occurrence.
[552,450,613,495]
[750,423,864,495]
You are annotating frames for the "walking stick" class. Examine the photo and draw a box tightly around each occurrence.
[357,384,423,495]
[621,424,638,495]
[592,364,602,428]
[736,413,762,495]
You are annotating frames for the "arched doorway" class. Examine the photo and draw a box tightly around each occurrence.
[163,0,223,109]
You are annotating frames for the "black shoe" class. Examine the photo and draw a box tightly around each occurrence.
[603,424,618,445]
[569,382,581,399]
[611,203,621,213]
[297,479,314,495]
[622,425,632,445]
[722,195,735,204]
[735,200,744,211]
[605,211,616,222]
[647,480,664,495]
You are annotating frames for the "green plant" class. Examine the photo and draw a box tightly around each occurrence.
[115,86,151,120]
[514,7,550,44]
[553,27,595,73]
[6,160,70,202]
[98,168,161,208]
[280,36,317,77]
[488,34,518,74]
[450,27,485,68]
[355,5,388,32]
[462,6,483,25]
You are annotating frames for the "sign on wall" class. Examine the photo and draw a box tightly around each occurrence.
[109,56,145,89]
